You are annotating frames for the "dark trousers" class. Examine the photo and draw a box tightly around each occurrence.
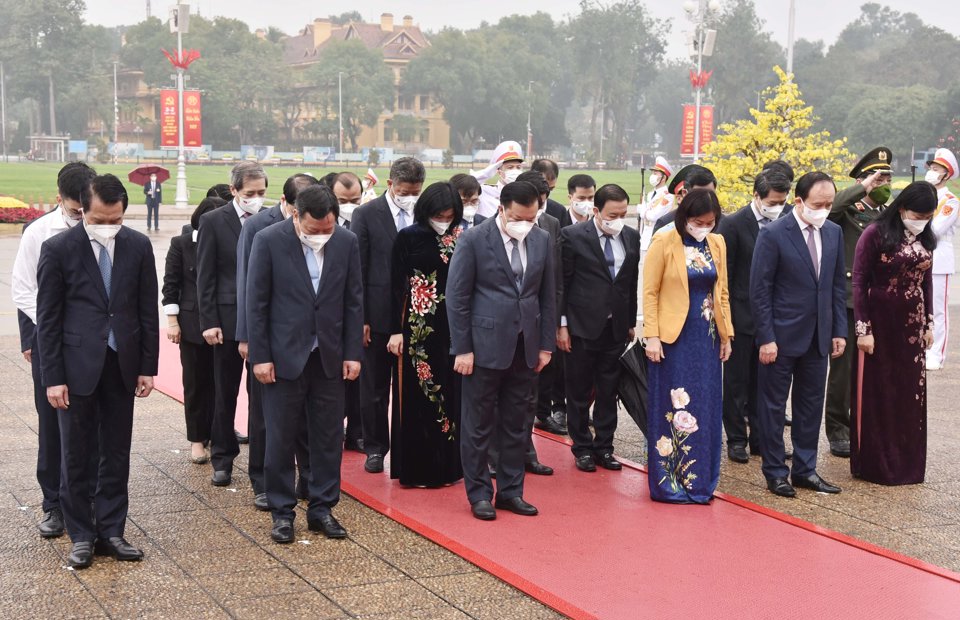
[146,202,159,229]
[246,365,266,494]
[344,378,362,443]
[210,339,244,474]
[756,340,828,481]
[824,308,855,442]
[552,352,567,412]
[263,352,343,522]
[31,335,61,512]
[535,356,556,422]
[489,387,539,468]
[180,339,215,443]
[360,331,394,456]
[566,321,622,458]
[58,350,134,543]
[722,332,760,452]
[461,339,537,504]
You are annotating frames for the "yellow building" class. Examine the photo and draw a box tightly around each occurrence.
[282,13,451,151]
[85,70,161,149]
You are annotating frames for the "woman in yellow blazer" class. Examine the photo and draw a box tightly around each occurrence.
[642,188,733,503]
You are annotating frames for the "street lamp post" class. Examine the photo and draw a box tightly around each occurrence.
[338,71,344,160]
[0,61,7,163]
[526,80,534,159]
[786,0,797,75]
[113,61,119,164]
[684,0,720,162]
[135,125,143,163]
[170,4,191,209]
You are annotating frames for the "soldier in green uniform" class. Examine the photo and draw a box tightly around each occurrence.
[824,147,893,457]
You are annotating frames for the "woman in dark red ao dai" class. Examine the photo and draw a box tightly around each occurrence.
[851,181,938,485]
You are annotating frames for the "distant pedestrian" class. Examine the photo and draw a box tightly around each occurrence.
[144,173,162,231]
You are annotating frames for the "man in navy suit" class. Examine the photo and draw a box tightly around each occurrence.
[144,173,162,231]
[750,171,847,498]
[37,174,159,568]
[447,181,556,520]
[246,184,363,542]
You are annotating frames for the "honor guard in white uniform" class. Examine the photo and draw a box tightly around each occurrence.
[926,148,960,370]
[472,140,524,218]
[360,168,379,205]
[638,156,674,253]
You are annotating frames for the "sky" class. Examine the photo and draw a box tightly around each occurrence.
[86,0,960,60]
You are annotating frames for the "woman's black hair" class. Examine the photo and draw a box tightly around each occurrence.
[413,182,463,230]
[874,181,938,254]
[675,188,722,239]
[191,196,226,230]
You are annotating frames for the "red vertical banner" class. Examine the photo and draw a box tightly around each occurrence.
[183,90,202,148]
[679,104,715,157]
[160,89,179,147]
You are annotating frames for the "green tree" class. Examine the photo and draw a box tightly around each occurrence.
[303,40,394,152]
[843,85,946,162]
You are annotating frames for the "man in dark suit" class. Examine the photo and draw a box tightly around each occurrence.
[37,174,159,568]
[144,173,162,231]
[331,172,365,451]
[247,185,363,542]
[651,165,718,234]
[750,171,847,498]
[12,162,98,539]
[558,184,640,472]
[530,158,567,222]
[197,161,268,489]
[350,157,425,473]
[235,173,317,509]
[447,181,556,520]
[718,169,792,464]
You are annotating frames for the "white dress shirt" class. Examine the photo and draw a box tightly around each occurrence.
[495,212,527,271]
[385,191,412,231]
[303,243,324,350]
[793,207,821,277]
[11,208,73,324]
[595,218,626,277]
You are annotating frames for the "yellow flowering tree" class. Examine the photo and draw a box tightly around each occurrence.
[701,66,853,210]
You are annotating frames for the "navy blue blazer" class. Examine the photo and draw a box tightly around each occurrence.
[749,213,847,357]
[235,203,284,342]
[246,218,364,381]
[36,224,159,395]
[446,217,556,370]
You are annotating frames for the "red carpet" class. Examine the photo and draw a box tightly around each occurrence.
[155,336,960,619]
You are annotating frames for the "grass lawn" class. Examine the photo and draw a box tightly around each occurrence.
[1,161,956,208]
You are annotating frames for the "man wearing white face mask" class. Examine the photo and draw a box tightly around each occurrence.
[557,184,640,473]
[447,181,556,520]
[351,157,426,474]
[450,173,482,230]
[12,162,98,541]
[717,169,792,464]
[562,174,597,227]
[246,184,363,543]
[471,140,524,218]
[197,161,269,491]
[331,171,363,230]
[37,174,159,568]
[924,148,960,370]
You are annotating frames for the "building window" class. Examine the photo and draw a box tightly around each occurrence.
[419,95,429,112]
[418,128,430,144]
[383,120,393,142]
[398,95,414,111]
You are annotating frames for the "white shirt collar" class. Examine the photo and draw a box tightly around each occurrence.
[385,190,401,218]
[495,212,513,245]
[750,200,766,222]
[792,205,814,231]
[233,200,246,220]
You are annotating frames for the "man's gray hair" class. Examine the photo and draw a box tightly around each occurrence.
[231,161,268,190]
[389,157,426,185]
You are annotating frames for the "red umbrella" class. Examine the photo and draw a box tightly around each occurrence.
[128,165,170,187]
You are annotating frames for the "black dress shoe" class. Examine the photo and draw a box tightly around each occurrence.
[596,453,622,471]
[766,477,796,498]
[534,416,567,435]
[471,500,496,521]
[829,440,851,458]
[94,537,144,561]
[364,454,384,473]
[494,496,539,516]
[211,470,231,486]
[254,493,269,511]
[344,438,365,452]
[525,461,553,475]
[38,508,65,538]
[575,455,596,472]
[68,542,95,569]
[552,409,567,428]
[727,445,750,464]
[235,430,249,444]
[308,514,347,539]
[271,519,294,543]
[792,473,841,494]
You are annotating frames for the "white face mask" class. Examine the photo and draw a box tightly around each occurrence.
[462,205,478,222]
[502,168,523,184]
[502,214,535,241]
[572,200,594,216]
[429,218,450,235]
[756,198,785,220]
[597,214,625,236]
[339,203,358,222]
[61,205,82,228]
[685,223,712,242]
[650,173,662,187]
[392,192,417,212]
[902,214,928,236]
[86,222,121,245]
[300,232,332,252]
[799,201,829,229]
[150,175,157,183]
[925,169,945,185]
[237,195,263,215]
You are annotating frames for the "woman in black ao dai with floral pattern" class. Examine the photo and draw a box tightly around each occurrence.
[852,182,938,485]
[387,183,464,487]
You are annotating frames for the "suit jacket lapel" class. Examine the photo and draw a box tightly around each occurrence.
[786,216,818,282]
[376,201,398,243]
[76,227,109,304]
[225,204,242,239]
[487,221,519,293]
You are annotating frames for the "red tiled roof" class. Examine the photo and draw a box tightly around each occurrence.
[283,20,429,66]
